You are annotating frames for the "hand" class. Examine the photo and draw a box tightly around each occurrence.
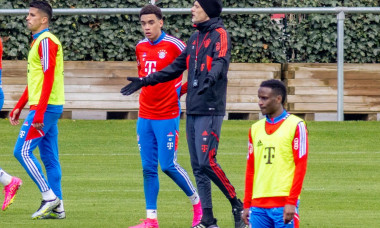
[197,76,214,95]
[120,77,145,96]
[9,108,21,125]
[242,208,250,225]
[283,204,296,224]
[32,122,44,130]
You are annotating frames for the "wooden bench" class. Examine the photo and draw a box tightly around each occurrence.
[284,63,380,121]
[1,61,281,120]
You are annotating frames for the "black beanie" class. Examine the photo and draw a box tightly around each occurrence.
[197,0,223,18]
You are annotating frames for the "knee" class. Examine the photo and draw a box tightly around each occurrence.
[142,166,158,179]
[13,148,22,162]
[160,163,175,175]
[198,162,210,173]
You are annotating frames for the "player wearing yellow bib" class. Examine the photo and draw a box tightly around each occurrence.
[242,80,308,228]
[9,1,65,220]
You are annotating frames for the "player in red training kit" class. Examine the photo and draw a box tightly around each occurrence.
[127,5,202,228]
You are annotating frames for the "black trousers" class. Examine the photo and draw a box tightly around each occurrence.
[186,114,237,209]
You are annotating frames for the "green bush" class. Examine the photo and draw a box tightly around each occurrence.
[0,0,379,63]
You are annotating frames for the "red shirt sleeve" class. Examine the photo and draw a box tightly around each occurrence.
[244,128,255,209]
[180,81,188,97]
[10,86,29,119]
[286,121,308,205]
[33,38,58,124]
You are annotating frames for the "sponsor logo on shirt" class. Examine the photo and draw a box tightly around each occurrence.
[294,138,299,150]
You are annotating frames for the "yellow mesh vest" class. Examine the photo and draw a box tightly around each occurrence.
[27,32,64,105]
[250,114,303,199]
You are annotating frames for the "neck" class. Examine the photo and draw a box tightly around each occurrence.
[32,25,49,35]
[149,31,162,42]
[267,107,284,119]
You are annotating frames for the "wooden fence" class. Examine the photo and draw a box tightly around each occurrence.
[1,61,379,120]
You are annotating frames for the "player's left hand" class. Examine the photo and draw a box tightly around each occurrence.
[120,77,144,95]
[32,122,44,130]
[242,208,250,225]
[283,204,296,224]
[197,76,214,95]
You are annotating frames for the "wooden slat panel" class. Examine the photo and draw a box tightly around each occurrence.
[287,79,380,88]
[291,102,380,112]
[229,63,281,71]
[288,95,380,103]
[286,63,380,72]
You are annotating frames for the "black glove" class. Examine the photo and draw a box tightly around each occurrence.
[197,76,215,95]
[120,77,145,95]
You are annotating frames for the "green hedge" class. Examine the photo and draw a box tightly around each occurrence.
[0,0,379,63]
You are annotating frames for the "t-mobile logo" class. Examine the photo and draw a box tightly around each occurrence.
[145,61,157,75]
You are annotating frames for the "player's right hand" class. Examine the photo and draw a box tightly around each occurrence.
[120,77,144,96]
[9,108,21,125]
[242,208,250,225]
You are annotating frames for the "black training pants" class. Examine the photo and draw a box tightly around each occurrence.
[186,115,237,209]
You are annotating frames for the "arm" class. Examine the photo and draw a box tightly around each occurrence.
[208,28,231,81]
[121,48,188,96]
[283,121,308,223]
[147,49,188,83]
[9,86,29,125]
[33,38,58,130]
[242,128,255,225]
[198,28,231,95]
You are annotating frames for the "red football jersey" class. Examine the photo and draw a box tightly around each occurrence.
[136,32,185,119]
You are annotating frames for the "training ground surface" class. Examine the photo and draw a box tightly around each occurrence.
[0,119,379,227]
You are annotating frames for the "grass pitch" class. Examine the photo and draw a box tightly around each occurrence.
[0,119,379,227]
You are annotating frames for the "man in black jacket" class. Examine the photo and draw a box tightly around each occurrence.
[121,1,246,227]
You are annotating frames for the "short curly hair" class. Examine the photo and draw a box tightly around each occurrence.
[260,79,287,105]
[139,5,163,20]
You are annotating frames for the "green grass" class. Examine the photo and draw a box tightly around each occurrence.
[0,119,379,227]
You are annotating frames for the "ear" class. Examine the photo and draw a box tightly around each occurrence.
[42,17,48,24]
[276,94,282,104]
[159,19,163,28]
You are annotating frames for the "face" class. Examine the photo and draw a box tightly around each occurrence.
[140,14,163,42]
[191,1,210,24]
[26,7,48,34]
[258,87,283,117]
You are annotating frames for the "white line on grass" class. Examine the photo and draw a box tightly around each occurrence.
[1,151,380,157]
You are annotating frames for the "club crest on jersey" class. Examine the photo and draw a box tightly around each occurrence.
[204,38,211,48]
[215,42,221,52]
[158,49,167,59]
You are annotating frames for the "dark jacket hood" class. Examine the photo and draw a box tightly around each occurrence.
[194,17,224,33]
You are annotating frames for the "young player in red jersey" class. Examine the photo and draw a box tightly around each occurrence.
[242,80,308,228]
[121,1,247,227]
[128,5,202,228]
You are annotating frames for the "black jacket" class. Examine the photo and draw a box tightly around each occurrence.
[148,17,231,116]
